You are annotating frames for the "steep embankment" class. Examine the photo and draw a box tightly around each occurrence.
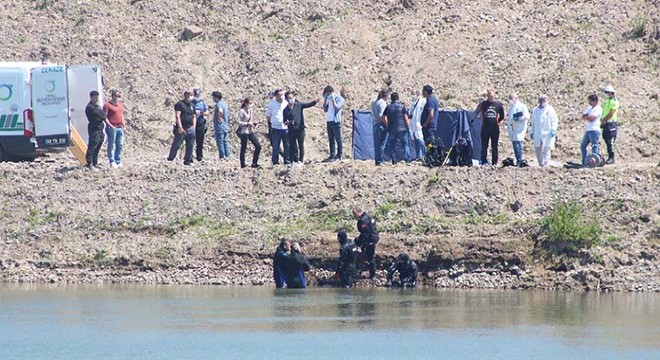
[0,1,658,290]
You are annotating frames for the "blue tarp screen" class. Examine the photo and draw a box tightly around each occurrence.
[352,109,482,162]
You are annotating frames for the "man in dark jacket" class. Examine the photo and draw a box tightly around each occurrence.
[283,91,319,163]
[336,231,358,288]
[353,207,379,281]
[383,92,411,164]
[85,90,106,168]
[284,242,311,289]
[386,253,418,288]
[167,91,197,165]
[273,239,290,288]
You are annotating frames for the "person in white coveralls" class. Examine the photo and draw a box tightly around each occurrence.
[530,94,558,167]
[506,93,530,167]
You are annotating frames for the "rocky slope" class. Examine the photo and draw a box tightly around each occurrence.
[0,0,658,290]
[0,158,658,291]
[2,0,658,161]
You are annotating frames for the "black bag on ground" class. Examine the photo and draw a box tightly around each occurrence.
[424,136,447,167]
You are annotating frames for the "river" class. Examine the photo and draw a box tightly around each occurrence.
[1,286,658,359]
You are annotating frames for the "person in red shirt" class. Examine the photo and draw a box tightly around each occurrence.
[103,90,126,168]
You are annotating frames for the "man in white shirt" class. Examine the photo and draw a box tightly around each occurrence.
[409,89,426,160]
[506,93,530,167]
[265,88,290,165]
[372,89,388,165]
[322,85,345,162]
[580,94,603,166]
[530,94,558,168]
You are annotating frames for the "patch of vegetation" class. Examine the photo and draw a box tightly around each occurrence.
[604,234,620,244]
[270,222,300,238]
[91,249,112,266]
[308,210,353,232]
[611,199,625,211]
[28,208,40,227]
[26,208,63,227]
[629,15,647,39]
[428,173,440,185]
[179,214,205,229]
[154,246,174,260]
[269,210,353,238]
[206,222,236,239]
[541,201,602,253]
[382,221,414,234]
[416,217,451,235]
[374,200,399,220]
[464,212,509,225]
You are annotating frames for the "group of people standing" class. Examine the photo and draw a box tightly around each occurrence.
[372,85,440,165]
[84,89,126,169]
[273,207,418,289]
[85,82,619,170]
[166,85,346,168]
[371,84,620,168]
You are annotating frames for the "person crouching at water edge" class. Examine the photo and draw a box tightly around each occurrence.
[530,94,558,168]
[386,253,418,288]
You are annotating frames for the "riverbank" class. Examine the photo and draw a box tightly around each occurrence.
[1,158,658,291]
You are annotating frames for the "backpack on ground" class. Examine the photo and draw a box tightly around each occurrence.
[424,136,447,167]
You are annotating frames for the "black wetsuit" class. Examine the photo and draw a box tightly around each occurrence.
[337,241,358,287]
[387,260,419,288]
[355,213,379,280]
[284,251,311,289]
[273,246,288,288]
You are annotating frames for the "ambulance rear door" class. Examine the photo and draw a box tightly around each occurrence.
[31,65,70,148]
[67,65,104,145]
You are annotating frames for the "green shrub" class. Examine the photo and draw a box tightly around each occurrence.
[179,214,205,228]
[630,16,647,39]
[542,201,601,252]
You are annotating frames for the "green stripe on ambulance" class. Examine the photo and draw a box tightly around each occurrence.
[0,114,23,130]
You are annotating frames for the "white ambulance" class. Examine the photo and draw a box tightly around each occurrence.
[0,62,103,161]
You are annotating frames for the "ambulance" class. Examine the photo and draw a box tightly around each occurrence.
[0,62,103,161]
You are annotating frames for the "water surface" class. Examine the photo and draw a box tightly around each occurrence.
[1,286,658,359]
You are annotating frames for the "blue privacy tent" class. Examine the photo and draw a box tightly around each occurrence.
[352,109,482,163]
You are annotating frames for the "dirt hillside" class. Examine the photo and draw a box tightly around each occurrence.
[0,0,658,290]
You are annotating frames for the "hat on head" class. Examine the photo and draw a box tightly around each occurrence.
[211,91,222,99]
[601,85,616,94]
